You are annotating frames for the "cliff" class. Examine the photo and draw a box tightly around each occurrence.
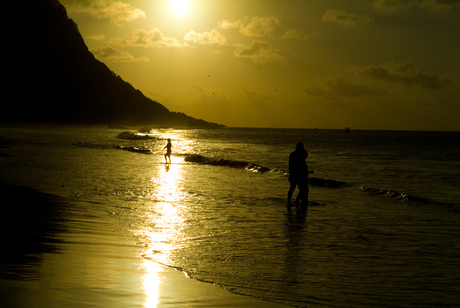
[3,0,223,128]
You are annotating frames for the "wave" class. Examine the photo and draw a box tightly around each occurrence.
[115,145,153,155]
[71,142,113,150]
[117,131,159,140]
[358,186,460,211]
[184,154,350,189]
[184,154,459,210]
[308,177,350,188]
[73,142,154,155]
[184,154,272,173]
[359,186,409,199]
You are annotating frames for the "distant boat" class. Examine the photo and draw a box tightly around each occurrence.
[344,127,350,133]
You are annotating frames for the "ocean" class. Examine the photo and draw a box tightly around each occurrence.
[1,125,459,307]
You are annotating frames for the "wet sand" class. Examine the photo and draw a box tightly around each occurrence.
[0,183,289,308]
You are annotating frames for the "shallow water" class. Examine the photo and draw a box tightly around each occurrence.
[1,125,459,307]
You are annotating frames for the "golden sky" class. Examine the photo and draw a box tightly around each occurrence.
[61,0,460,130]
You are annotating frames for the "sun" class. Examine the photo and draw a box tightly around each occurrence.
[169,0,191,16]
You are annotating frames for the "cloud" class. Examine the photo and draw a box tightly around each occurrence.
[111,28,187,48]
[451,73,460,87]
[420,0,460,9]
[306,77,388,98]
[350,61,448,89]
[218,19,242,30]
[281,29,320,40]
[373,0,414,11]
[241,16,281,37]
[322,10,371,27]
[233,40,283,63]
[219,16,280,37]
[61,0,145,25]
[90,46,149,62]
[87,34,106,40]
[373,0,460,10]
[218,16,319,40]
[184,30,228,45]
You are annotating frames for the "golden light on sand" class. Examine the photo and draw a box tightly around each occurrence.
[143,155,187,308]
[169,0,190,16]
[143,260,162,308]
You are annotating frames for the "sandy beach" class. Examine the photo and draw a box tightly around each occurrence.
[0,183,289,308]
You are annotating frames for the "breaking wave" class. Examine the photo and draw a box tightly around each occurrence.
[184,154,458,209]
[358,186,459,210]
[184,154,272,173]
[116,131,159,140]
[184,154,350,188]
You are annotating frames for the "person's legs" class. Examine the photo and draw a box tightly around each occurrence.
[287,181,297,204]
[303,184,309,205]
[297,181,309,205]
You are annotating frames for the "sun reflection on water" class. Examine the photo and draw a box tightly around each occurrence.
[143,260,163,308]
[142,150,187,308]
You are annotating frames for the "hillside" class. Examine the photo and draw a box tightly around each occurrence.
[3,0,223,128]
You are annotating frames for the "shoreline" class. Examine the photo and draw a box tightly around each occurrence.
[0,183,289,308]
[146,264,290,308]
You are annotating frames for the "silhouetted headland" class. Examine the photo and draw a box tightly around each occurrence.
[4,0,224,129]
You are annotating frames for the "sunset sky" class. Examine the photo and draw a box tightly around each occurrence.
[60,0,460,130]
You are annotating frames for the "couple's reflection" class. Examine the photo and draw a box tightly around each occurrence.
[282,204,307,288]
[286,204,307,232]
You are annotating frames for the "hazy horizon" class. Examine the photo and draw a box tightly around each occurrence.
[61,0,460,131]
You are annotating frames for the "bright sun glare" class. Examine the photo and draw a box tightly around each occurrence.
[169,0,190,16]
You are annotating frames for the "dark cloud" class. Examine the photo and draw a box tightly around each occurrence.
[373,0,415,11]
[90,46,149,62]
[322,10,371,27]
[306,77,388,98]
[373,0,460,10]
[351,61,446,89]
[219,16,280,37]
[61,0,145,25]
[111,28,187,48]
[421,0,460,9]
[233,40,282,63]
[281,29,320,40]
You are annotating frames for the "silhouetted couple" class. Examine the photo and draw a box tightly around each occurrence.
[288,142,310,206]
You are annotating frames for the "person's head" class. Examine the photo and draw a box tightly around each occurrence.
[168,138,171,142]
[296,142,304,151]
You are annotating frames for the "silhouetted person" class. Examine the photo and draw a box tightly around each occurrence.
[288,142,309,206]
[164,138,172,164]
